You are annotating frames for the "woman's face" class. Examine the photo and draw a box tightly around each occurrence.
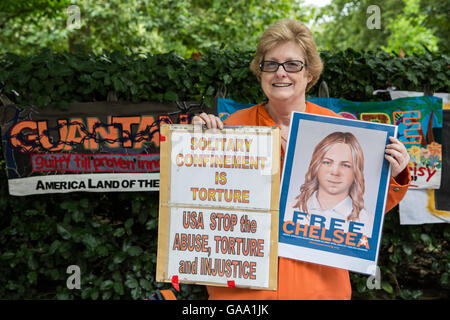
[317,143,355,197]
[260,40,312,105]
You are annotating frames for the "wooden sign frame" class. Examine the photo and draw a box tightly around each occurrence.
[156,124,280,290]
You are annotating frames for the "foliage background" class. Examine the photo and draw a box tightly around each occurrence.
[0,0,449,300]
[0,0,448,56]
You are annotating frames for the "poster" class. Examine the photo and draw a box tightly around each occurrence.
[278,112,396,275]
[156,124,280,289]
[217,96,443,189]
[0,101,203,195]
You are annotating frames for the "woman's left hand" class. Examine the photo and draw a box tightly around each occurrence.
[385,136,410,178]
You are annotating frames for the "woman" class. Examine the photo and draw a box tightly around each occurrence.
[193,19,410,300]
[288,131,373,237]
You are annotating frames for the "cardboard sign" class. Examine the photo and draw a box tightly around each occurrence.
[278,112,396,275]
[157,124,280,290]
[0,101,203,195]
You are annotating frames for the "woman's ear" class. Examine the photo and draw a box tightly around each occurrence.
[307,71,313,83]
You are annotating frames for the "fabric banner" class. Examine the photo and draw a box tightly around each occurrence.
[0,101,203,195]
[385,91,450,224]
[278,112,396,275]
[434,109,450,221]
[218,96,443,190]
[217,98,253,122]
[399,189,446,224]
[389,91,449,107]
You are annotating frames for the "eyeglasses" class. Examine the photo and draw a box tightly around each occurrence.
[259,60,307,73]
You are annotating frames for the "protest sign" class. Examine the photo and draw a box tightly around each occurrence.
[278,112,396,275]
[0,101,203,195]
[156,124,280,290]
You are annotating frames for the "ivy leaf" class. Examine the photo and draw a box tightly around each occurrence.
[92,71,106,79]
[131,287,142,300]
[27,271,37,284]
[420,233,432,246]
[205,85,215,96]
[29,77,42,92]
[35,68,49,80]
[37,95,51,107]
[381,280,394,294]
[81,287,92,299]
[100,280,114,291]
[124,218,134,230]
[101,291,112,300]
[2,252,15,260]
[113,252,126,264]
[96,245,109,257]
[28,255,38,270]
[72,210,84,223]
[82,234,98,250]
[125,278,138,289]
[164,91,179,101]
[223,74,232,84]
[114,282,124,295]
[441,272,449,287]
[112,76,124,92]
[79,198,90,209]
[90,288,99,300]
[127,246,143,257]
[124,218,133,235]
[49,269,60,281]
[139,279,152,291]
[113,228,125,237]
[57,224,71,240]
[145,219,157,230]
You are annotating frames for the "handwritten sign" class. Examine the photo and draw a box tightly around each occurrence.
[157,124,280,290]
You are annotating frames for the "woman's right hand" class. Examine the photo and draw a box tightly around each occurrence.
[192,112,224,129]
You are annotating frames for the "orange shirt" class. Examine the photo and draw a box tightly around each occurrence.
[207,101,411,300]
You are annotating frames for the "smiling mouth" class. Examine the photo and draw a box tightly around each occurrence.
[272,83,292,87]
[327,180,342,184]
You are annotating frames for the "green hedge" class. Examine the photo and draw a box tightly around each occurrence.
[1,48,449,108]
[0,48,449,300]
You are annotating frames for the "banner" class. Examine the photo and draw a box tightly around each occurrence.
[218,97,443,189]
[0,101,203,195]
[278,112,396,275]
[156,124,280,290]
[385,91,450,225]
[217,98,253,122]
[433,108,450,222]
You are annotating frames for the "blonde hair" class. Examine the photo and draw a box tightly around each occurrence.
[250,19,323,92]
[293,132,365,221]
